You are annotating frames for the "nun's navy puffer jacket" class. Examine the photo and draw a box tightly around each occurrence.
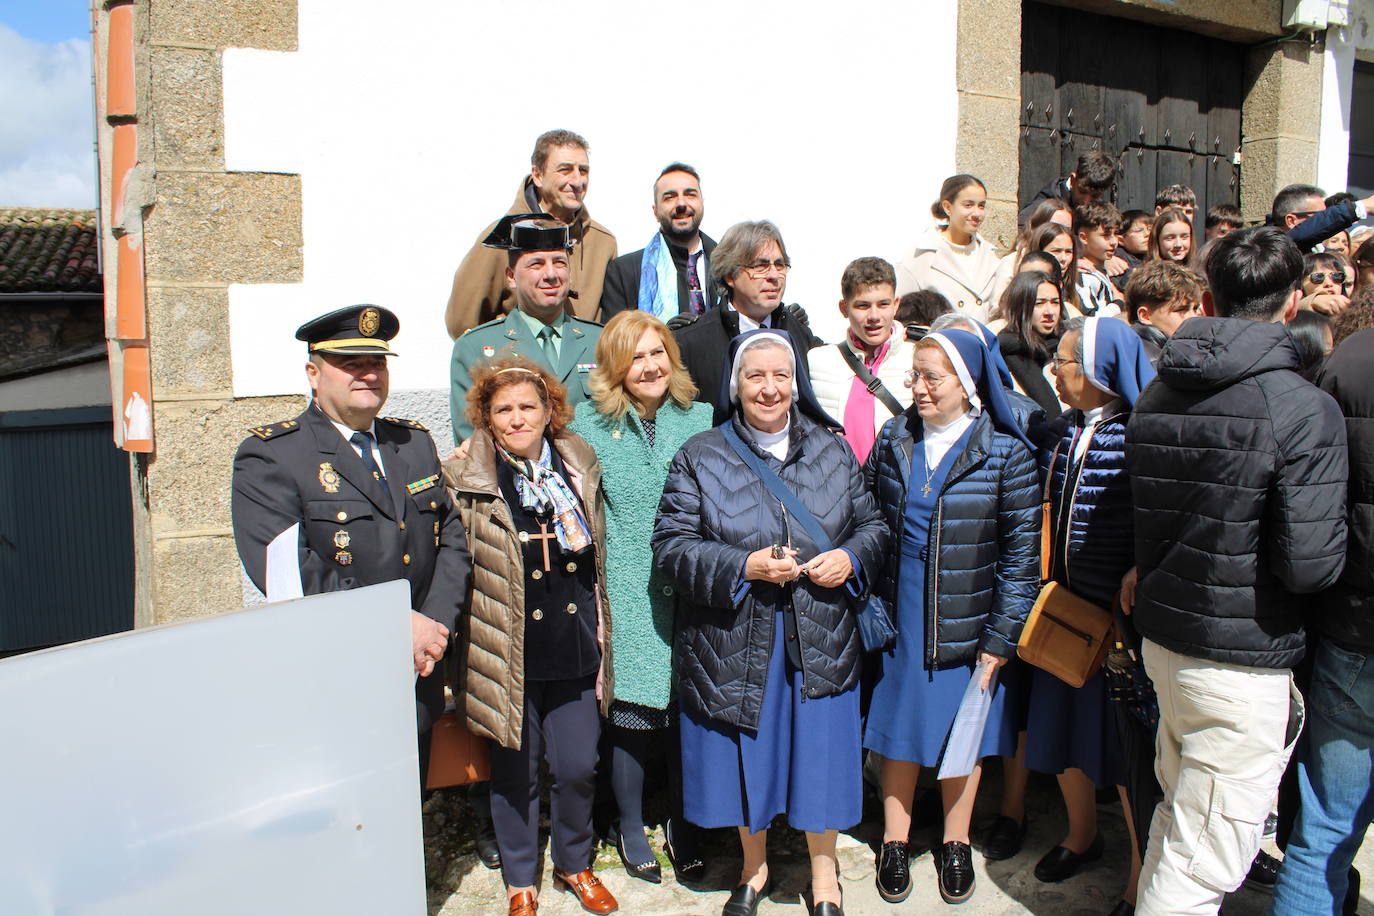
[1039,409,1134,609]
[653,411,887,734]
[864,410,1041,669]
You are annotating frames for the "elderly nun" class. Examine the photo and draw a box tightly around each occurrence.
[653,329,887,916]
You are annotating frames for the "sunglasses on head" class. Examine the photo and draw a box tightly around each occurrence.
[1309,271,1347,285]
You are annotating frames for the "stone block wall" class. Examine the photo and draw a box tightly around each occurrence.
[99,0,303,625]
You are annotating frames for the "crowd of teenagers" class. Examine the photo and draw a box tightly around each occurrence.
[242,131,1374,916]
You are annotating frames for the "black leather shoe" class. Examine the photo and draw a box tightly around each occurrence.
[614,823,661,884]
[812,886,844,915]
[475,817,501,870]
[664,817,706,885]
[1106,901,1134,916]
[875,840,911,903]
[982,816,1026,861]
[721,880,770,916]
[1034,834,1104,883]
[936,841,975,904]
[1243,848,1279,893]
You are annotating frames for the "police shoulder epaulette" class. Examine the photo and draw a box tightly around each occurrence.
[570,315,604,328]
[248,419,301,440]
[461,316,508,337]
[381,416,428,431]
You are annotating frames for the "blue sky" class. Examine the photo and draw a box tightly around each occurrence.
[0,1,96,207]
[0,0,90,43]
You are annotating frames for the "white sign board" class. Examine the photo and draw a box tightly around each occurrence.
[0,581,424,916]
[222,0,960,397]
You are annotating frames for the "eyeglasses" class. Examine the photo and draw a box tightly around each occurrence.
[1309,271,1347,285]
[742,259,790,278]
[1050,355,1081,369]
[904,370,950,387]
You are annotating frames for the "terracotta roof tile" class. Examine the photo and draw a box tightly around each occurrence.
[0,207,102,295]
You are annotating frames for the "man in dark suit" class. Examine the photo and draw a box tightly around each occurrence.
[600,162,717,320]
[673,219,823,403]
[231,304,471,786]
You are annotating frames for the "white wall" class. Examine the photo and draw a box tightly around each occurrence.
[1318,1,1374,194]
[222,0,960,398]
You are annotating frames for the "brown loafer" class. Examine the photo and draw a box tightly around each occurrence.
[553,868,618,914]
[507,889,537,916]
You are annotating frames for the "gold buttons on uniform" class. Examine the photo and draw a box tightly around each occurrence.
[565,561,577,573]
[430,501,438,509]
[531,569,543,580]
[336,511,347,521]
[565,602,577,615]
[532,609,544,621]
[402,554,411,565]
[399,521,406,530]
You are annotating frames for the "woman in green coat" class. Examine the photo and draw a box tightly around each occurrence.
[570,310,712,884]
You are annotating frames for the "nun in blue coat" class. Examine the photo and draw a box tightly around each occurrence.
[1021,316,1156,908]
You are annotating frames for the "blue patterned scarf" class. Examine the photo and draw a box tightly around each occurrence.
[637,232,679,321]
[497,438,592,554]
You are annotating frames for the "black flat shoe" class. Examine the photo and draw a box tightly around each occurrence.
[614,823,661,884]
[1243,848,1279,892]
[1107,901,1134,916]
[664,817,706,885]
[875,840,911,903]
[981,816,1026,861]
[722,880,770,916]
[936,841,975,904]
[812,886,844,915]
[1034,834,1104,883]
[475,818,502,870]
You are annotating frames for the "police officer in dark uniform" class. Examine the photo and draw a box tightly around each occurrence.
[231,304,471,786]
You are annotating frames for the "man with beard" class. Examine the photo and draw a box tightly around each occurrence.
[673,219,823,402]
[444,130,617,338]
[600,163,716,320]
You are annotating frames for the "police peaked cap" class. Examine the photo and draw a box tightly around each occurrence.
[295,304,400,356]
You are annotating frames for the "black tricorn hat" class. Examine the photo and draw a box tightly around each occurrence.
[481,212,575,253]
[295,304,400,356]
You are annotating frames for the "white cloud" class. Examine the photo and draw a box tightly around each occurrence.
[0,25,95,208]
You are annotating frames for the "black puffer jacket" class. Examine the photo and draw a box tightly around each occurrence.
[1040,409,1134,609]
[998,330,1062,416]
[1126,317,1348,669]
[1316,329,1374,652]
[865,410,1040,669]
[652,411,887,733]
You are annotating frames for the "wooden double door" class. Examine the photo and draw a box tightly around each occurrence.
[1019,1,1244,226]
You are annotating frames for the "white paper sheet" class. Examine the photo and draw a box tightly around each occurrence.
[266,523,304,602]
[937,662,999,781]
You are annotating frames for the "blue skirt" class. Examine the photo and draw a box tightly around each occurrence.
[1024,666,1125,787]
[864,543,1018,768]
[680,610,861,834]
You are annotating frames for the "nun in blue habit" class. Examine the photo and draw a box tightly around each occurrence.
[863,329,1041,905]
[1021,316,1156,893]
[653,329,887,915]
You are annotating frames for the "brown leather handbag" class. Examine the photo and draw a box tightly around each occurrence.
[425,705,490,789]
[1016,443,1114,688]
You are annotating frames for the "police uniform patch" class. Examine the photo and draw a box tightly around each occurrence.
[333,530,350,548]
[381,416,428,431]
[335,550,352,566]
[482,345,495,357]
[318,462,341,493]
[359,307,381,337]
[248,420,301,440]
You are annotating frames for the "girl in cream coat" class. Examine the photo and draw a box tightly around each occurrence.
[896,175,1001,324]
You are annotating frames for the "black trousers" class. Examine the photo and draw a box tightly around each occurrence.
[490,674,600,887]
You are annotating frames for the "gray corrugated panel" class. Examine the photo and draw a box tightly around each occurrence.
[0,416,133,649]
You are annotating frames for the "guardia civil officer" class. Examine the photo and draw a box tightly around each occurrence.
[231,304,471,785]
[449,214,603,441]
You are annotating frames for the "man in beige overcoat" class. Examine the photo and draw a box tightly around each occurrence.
[444,129,617,339]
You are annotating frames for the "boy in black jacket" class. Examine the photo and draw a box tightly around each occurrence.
[1124,226,1348,915]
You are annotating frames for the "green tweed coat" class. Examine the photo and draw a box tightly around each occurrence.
[571,398,713,709]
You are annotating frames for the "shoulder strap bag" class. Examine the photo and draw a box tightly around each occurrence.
[1016,439,1114,687]
[719,423,896,652]
[836,343,905,417]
